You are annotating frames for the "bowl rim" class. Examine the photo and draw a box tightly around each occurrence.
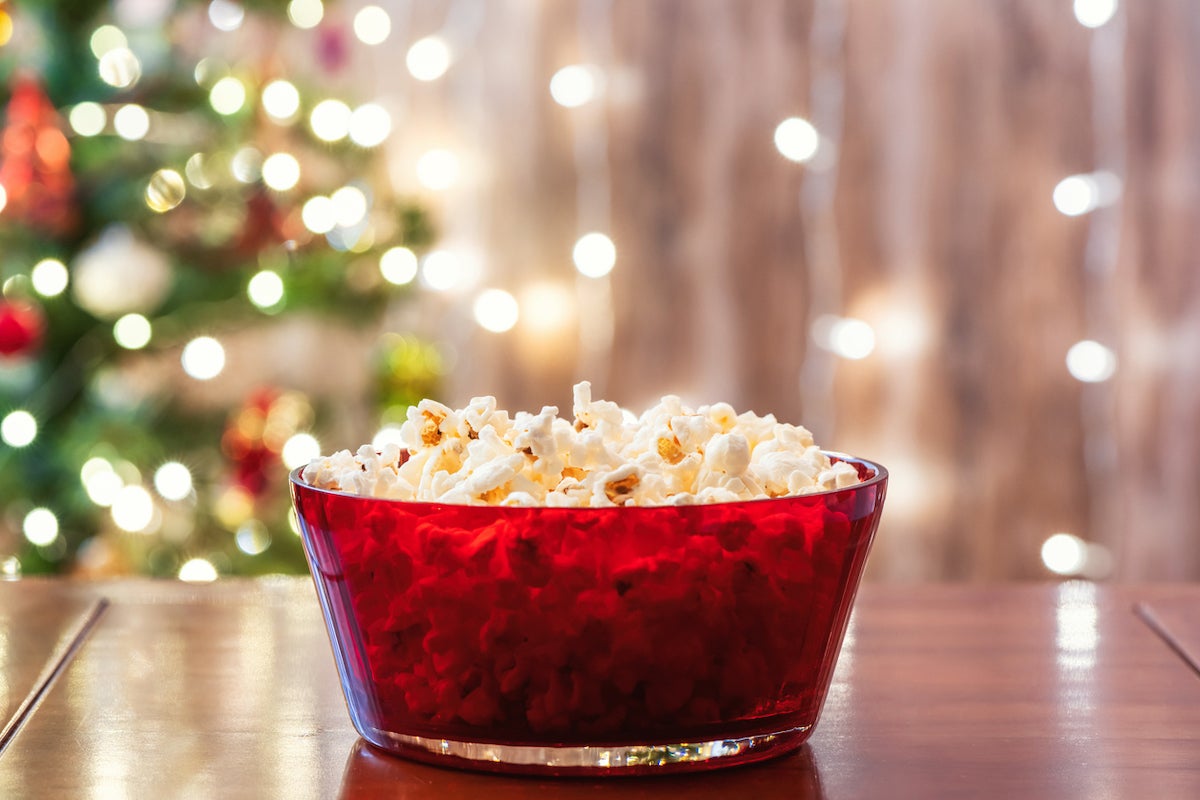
[290,450,887,512]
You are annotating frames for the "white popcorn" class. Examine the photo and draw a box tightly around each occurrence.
[304,383,863,506]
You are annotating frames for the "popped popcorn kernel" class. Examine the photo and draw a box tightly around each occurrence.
[304,383,862,505]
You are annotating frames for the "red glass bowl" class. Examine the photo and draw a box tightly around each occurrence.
[290,453,886,776]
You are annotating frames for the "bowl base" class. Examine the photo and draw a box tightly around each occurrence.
[361,725,812,776]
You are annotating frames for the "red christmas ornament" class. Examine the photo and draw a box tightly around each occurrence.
[0,72,77,235]
[0,299,45,358]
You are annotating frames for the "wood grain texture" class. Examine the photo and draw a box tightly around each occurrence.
[1,579,1199,798]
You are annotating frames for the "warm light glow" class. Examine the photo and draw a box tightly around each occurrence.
[353,6,391,45]
[208,0,245,31]
[287,0,324,29]
[331,185,369,227]
[261,152,301,191]
[813,314,875,360]
[31,259,69,297]
[406,36,452,81]
[247,270,285,308]
[372,426,405,450]
[210,76,247,116]
[380,246,418,285]
[349,103,392,148]
[69,102,107,137]
[111,485,154,532]
[181,336,226,380]
[550,65,601,108]
[98,47,141,89]
[22,508,59,547]
[231,147,262,183]
[282,433,321,469]
[1053,175,1097,216]
[113,105,150,141]
[1042,533,1087,576]
[0,185,6,214]
[1074,0,1118,28]
[572,232,616,278]
[154,461,194,501]
[82,458,123,507]
[1066,339,1117,383]
[518,282,575,334]
[310,99,352,142]
[113,313,152,349]
[1,410,37,447]
[185,153,214,190]
[145,169,186,213]
[416,149,459,191]
[1,556,20,580]
[178,557,218,582]
[262,80,301,122]
[420,251,465,291]
[473,289,520,333]
[301,196,336,234]
[236,521,271,555]
[89,25,128,58]
[775,117,820,163]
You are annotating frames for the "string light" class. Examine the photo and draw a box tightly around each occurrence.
[287,0,323,30]
[210,76,247,116]
[82,458,123,506]
[331,185,369,227]
[262,80,301,122]
[379,246,418,285]
[23,508,59,547]
[1074,0,1118,29]
[113,104,150,141]
[353,6,391,45]
[261,152,300,191]
[236,521,271,555]
[1,410,37,447]
[310,99,351,142]
[416,149,459,190]
[69,102,106,137]
[1066,340,1117,383]
[774,117,820,163]
[89,25,127,58]
[349,104,392,148]
[113,313,152,349]
[281,433,320,469]
[185,154,214,190]
[30,259,69,297]
[572,232,616,278]
[812,314,875,360]
[178,557,218,582]
[1041,533,1087,576]
[247,270,285,309]
[406,36,452,81]
[111,485,154,532]
[473,289,519,333]
[154,461,193,501]
[181,336,226,380]
[550,65,602,108]
[420,250,465,291]
[145,169,186,213]
[208,0,245,32]
[301,196,336,234]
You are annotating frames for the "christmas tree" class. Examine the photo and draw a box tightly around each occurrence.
[0,0,440,579]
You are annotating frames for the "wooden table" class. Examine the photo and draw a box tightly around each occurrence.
[1,579,1197,798]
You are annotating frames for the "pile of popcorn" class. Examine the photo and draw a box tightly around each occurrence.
[302,382,860,506]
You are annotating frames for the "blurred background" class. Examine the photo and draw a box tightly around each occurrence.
[0,0,1194,583]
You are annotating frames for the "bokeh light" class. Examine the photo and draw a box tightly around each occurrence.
[301,196,336,234]
[282,433,321,469]
[154,461,193,501]
[550,65,601,108]
[23,508,59,547]
[208,0,245,32]
[287,0,324,29]
[380,246,418,285]
[1074,0,1118,28]
[349,103,392,148]
[113,313,152,349]
[1066,340,1117,383]
[145,169,186,213]
[209,76,247,115]
[113,104,150,141]
[89,25,128,59]
[416,149,459,190]
[354,6,391,45]
[111,485,154,532]
[310,99,352,142]
[1042,533,1087,576]
[774,117,820,163]
[181,336,226,380]
[262,80,301,122]
[473,289,519,333]
[262,152,301,191]
[98,47,141,89]
[178,557,218,582]
[31,259,69,297]
[406,36,452,81]
[572,232,616,278]
[69,102,106,137]
[247,270,285,308]
[1,410,37,447]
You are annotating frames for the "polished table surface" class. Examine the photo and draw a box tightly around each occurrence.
[1,579,1198,799]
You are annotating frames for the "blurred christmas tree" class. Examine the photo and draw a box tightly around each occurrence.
[0,0,440,579]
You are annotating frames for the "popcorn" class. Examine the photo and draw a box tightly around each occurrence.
[303,382,862,506]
